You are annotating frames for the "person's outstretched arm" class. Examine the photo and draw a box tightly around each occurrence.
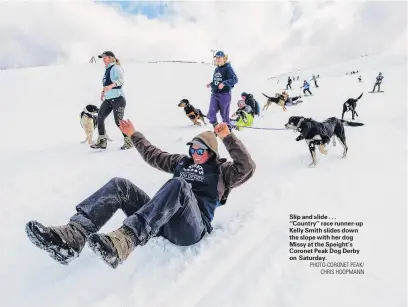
[215,123,256,188]
[120,120,186,174]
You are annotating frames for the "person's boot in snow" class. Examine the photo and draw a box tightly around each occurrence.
[91,135,107,149]
[87,225,138,269]
[25,221,87,265]
[120,136,134,150]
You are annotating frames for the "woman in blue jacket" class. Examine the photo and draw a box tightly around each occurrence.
[206,51,238,128]
[91,51,133,150]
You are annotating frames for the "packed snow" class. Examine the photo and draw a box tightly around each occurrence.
[0,52,406,307]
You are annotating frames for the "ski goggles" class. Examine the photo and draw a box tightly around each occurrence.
[190,147,206,156]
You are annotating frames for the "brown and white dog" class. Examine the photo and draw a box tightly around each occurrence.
[262,93,287,111]
[178,99,207,126]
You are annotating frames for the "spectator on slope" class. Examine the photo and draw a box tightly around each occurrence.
[301,80,312,96]
[91,51,133,150]
[371,72,384,92]
[286,76,292,89]
[311,75,319,88]
[25,121,255,268]
[206,51,238,129]
[230,100,254,130]
[241,92,260,117]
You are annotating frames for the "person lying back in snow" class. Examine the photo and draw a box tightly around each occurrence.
[25,120,256,269]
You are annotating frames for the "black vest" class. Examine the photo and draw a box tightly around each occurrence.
[173,157,220,224]
[103,65,122,89]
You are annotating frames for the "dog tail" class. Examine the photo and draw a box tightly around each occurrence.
[262,93,272,99]
[341,120,364,127]
[356,92,363,100]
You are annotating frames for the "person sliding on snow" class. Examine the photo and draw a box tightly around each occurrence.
[358,75,362,83]
[286,76,292,90]
[285,94,303,106]
[301,80,312,95]
[91,51,133,150]
[240,92,260,117]
[230,100,254,130]
[371,72,384,92]
[206,51,238,129]
[25,120,255,269]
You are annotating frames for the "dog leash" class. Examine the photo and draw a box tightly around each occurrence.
[240,126,286,131]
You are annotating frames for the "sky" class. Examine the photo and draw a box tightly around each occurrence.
[0,1,406,76]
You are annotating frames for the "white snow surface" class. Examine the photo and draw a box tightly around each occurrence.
[0,53,406,307]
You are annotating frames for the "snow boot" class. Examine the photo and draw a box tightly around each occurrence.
[25,220,87,265]
[120,136,134,150]
[87,225,138,269]
[90,135,107,149]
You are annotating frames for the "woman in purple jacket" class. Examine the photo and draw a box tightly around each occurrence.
[206,51,238,128]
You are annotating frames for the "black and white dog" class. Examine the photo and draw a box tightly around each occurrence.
[285,116,364,167]
[80,104,112,144]
[342,93,363,120]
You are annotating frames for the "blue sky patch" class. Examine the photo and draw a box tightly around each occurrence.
[98,1,170,19]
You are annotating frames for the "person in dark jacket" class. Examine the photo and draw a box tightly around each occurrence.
[286,77,292,89]
[240,92,259,116]
[25,121,255,269]
[206,51,238,128]
[91,51,133,150]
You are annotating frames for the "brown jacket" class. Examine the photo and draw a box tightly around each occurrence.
[130,131,256,206]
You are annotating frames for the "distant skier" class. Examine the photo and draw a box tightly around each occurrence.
[358,75,362,83]
[371,72,384,92]
[206,51,238,129]
[286,76,292,90]
[311,75,319,88]
[25,121,255,268]
[301,80,312,95]
[297,76,299,81]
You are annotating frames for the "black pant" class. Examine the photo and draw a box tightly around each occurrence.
[70,177,206,246]
[373,82,381,92]
[98,96,127,137]
[286,83,292,89]
[303,88,312,95]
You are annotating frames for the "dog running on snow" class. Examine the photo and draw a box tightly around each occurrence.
[178,99,207,126]
[285,116,364,167]
[342,93,363,120]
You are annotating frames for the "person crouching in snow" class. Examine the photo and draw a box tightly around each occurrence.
[301,80,312,95]
[230,100,254,131]
[25,120,255,269]
[206,51,238,129]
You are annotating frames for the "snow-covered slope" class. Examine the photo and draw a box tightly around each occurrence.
[0,54,406,307]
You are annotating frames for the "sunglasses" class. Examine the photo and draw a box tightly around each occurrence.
[190,147,206,156]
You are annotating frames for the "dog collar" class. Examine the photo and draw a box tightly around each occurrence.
[296,118,305,128]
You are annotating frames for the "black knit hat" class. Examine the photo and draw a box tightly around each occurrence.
[241,92,248,97]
